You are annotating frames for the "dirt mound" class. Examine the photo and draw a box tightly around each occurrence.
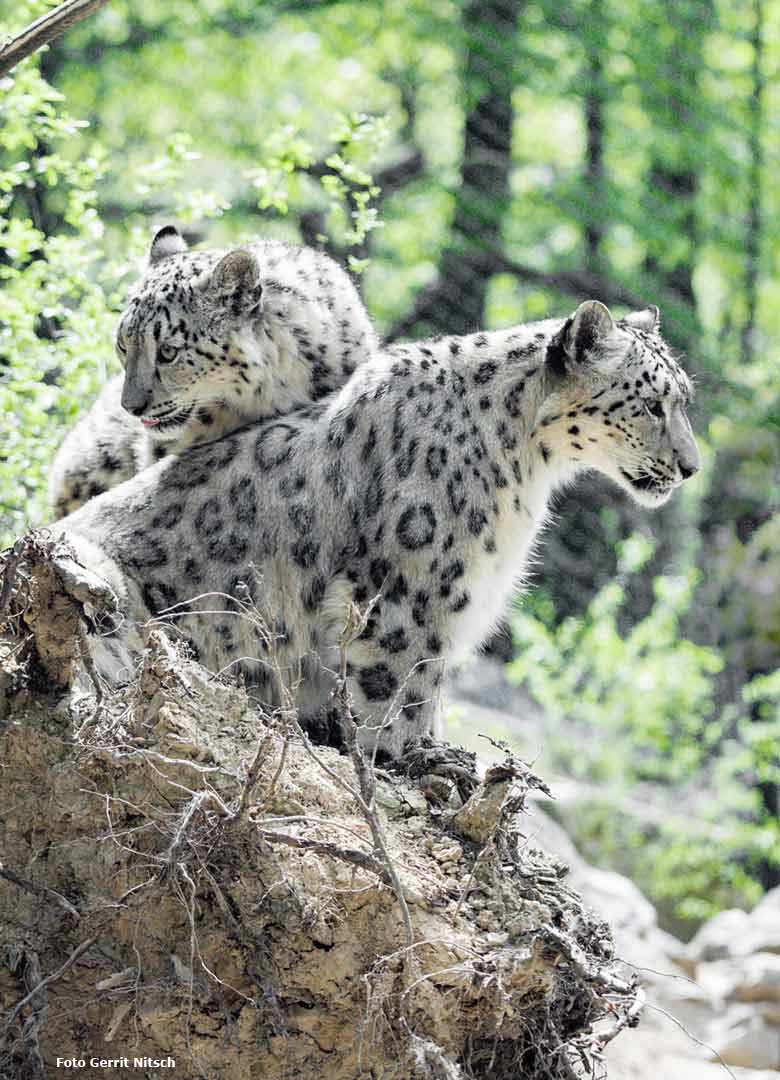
[0,535,643,1079]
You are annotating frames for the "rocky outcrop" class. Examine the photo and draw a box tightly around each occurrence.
[667,890,780,1072]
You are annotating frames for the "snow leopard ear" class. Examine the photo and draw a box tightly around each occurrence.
[564,300,617,363]
[622,305,660,332]
[149,224,187,265]
[207,249,263,314]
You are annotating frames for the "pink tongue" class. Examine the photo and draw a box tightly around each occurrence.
[141,418,160,427]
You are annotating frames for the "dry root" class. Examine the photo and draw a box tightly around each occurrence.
[1,532,118,702]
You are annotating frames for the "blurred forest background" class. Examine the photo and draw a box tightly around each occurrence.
[1,0,779,936]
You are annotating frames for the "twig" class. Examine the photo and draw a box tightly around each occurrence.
[293,724,360,801]
[589,985,646,1050]
[236,734,273,818]
[336,604,414,950]
[0,0,111,78]
[257,829,390,884]
[537,927,634,996]
[254,734,291,814]
[615,956,701,988]
[115,877,156,905]
[0,540,23,619]
[0,933,100,1040]
[643,1002,738,1080]
[400,961,475,1000]
[0,865,80,920]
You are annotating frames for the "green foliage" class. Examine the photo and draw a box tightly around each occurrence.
[0,8,389,544]
[551,798,765,933]
[507,538,780,925]
[508,537,723,783]
[638,822,767,929]
[0,61,122,542]
[737,671,780,847]
[248,113,387,249]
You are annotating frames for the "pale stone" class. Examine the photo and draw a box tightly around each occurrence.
[732,953,780,1003]
[683,908,752,968]
[697,959,748,1002]
[650,975,719,1041]
[698,952,780,1007]
[709,1011,780,1070]
[759,1001,780,1024]
[752,885,780,922]
[707,888,780,959]
[743,908,780,957]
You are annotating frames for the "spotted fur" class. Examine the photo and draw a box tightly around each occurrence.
[49,227,377,517]
[55,300,699,757]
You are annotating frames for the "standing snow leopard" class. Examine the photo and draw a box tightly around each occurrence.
[54,299,699,758]
[49,225,377,517]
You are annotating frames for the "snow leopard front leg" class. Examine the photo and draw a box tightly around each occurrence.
[339,599,447,760]
[345,627,478,796]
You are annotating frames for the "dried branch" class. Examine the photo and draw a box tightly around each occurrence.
[236,733,274,819]
[0,540,24,620]
[336,604,415,950]
[0,932,101,1041]
[537,926,634,996]
[0,866,80,920]
[590,985,646,1050]
[0,0,110,78]
[257,828,390,883]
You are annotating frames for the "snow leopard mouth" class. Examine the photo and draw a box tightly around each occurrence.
[619,468,675,501]
[141,404,195,435]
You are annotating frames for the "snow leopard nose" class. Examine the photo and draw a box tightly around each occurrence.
[122,385,152,417]
[671,409,700,479]
[121,348,154,416]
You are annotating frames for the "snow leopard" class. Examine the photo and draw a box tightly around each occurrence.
[49,225,377,517]
[53,299,699,758]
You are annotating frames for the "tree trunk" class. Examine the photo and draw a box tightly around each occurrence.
[388,0,521,340]
[742,0,764,366]
[639,0,714,309]
[584,0,606,266]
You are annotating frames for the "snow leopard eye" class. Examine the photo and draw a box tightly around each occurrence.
[644,400,665,421]
[158,343,178,364]
[115,336,127,362]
